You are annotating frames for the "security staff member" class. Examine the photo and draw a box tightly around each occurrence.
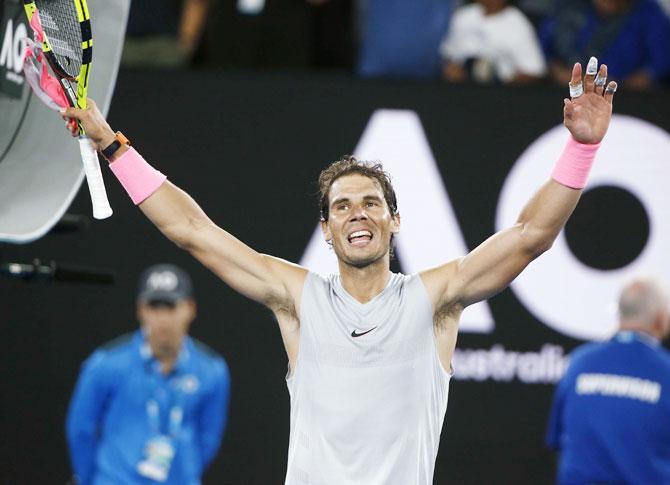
[66,264,230,485]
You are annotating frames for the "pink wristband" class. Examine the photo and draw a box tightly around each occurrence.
[109,148,167,205]
[551,136,600,189]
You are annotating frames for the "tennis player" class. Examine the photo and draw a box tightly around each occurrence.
[63,59,617,484]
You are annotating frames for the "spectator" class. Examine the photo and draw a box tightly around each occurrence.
[546,277,670,485]
[123,0,210,68]
[357,0,455,79]
[66,264,230,485]
[440,0,547,84]
[541,0,670,90]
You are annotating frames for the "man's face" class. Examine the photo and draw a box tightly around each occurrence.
[138,299,196,360]
[321,174,400,268]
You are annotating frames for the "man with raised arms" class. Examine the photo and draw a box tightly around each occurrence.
[63,58,617,484]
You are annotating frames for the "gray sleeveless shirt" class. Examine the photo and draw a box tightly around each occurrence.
[285,272,452,485]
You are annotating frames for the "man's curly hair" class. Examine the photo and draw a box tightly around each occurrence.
[318,155,398,221]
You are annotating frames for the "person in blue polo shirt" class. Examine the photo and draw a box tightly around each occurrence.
[546,277,670,485]
[66,264,230,485]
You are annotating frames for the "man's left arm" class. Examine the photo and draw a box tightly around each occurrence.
[196,359,231,470]
[424,59,618,313]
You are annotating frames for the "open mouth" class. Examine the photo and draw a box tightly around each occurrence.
[348,230,373,246]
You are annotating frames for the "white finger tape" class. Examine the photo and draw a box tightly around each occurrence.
[569,82,584,98]
[586,56,598,75]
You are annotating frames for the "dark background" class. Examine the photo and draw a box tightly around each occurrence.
[1,70,669,484]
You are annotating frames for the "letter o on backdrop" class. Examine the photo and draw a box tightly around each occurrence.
[496,115,670,341]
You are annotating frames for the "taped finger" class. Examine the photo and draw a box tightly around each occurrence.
[584,56,598,93]
[594,64,608,96]
[569,82,584,98]
[594,76,606,97]
[604,81,618,103]
[586,56,598,76]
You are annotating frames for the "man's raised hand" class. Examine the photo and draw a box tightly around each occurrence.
[564,57,618,145]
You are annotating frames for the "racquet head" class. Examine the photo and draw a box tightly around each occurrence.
[23,0,111,220]
[23,0,92,113]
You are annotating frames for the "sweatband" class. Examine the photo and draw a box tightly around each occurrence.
[109,148,167,204]
[551,136,600,189]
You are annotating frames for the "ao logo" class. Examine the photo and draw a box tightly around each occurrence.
[147,271,179,292]
[0,19,28,75]
[300,110,670,341]
[497,115,670,341]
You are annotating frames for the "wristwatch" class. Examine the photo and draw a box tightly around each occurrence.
[101,131,130,160]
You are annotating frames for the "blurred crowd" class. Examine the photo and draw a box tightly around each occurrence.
[123,0,670,90]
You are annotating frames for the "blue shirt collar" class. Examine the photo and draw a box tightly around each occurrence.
[615,330,660,348]
[136,330,191,373]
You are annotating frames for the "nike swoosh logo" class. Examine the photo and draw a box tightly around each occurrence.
[351,327,377,338]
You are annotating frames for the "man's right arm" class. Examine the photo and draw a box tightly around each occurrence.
[138,180,307,309]
[61,103,307,311]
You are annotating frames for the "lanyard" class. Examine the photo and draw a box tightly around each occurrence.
[145,361,185,439]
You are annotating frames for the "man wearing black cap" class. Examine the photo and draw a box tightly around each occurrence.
[66,264,230,485]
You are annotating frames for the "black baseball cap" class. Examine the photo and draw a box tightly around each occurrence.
[137,264,194,303]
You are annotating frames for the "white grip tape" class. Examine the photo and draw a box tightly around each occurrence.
[78,136,113,219]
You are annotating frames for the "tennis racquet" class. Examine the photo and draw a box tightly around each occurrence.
[23,0,112,220]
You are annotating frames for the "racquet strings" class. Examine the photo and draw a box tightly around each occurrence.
[34,0,82,78]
